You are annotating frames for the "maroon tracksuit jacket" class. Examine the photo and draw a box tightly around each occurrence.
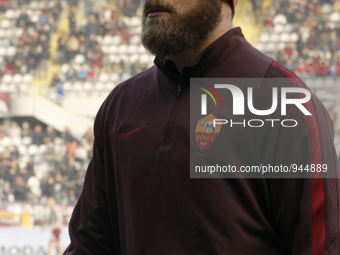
[64,27,340,255]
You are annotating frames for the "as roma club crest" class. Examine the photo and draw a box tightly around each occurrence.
[195,113,222,152]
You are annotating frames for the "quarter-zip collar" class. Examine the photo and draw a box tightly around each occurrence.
[154,27,248,85]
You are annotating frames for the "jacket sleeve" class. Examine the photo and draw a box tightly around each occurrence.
[64,97,118,254]
[262,63,340,255]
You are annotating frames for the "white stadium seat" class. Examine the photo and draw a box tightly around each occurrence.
[11,137,22,146]
[103,35,112,45]
[83,81,93,90]
[118,44,128,54]
[22,136,32,145]
[94,82,104,90]
[110,73,120,82]
[112,35,122,45]
[5,9,15,19]
[109,45,118,54]
[74,54,85,64]
[13,74,22,83]
[1,136,11,146]
[23,74,34,83]
[99,73,109,82]
[2,74,13,83]
[270,33,280,43]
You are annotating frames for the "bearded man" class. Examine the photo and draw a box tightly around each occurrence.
[64,0,340,254]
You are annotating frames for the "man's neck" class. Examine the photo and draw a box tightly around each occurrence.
[166,4,233,75]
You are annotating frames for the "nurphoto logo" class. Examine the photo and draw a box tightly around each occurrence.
[198,83,312,128]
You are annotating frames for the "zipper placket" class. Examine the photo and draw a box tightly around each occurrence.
[164,84,182,146]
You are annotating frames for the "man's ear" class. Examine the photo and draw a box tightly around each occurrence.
[232,0,238,17]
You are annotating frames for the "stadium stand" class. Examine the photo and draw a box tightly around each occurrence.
[257,0,340,77]
[0,120,93,205]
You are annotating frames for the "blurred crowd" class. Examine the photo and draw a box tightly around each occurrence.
[55,0,147,85]
[0,120,94,204]
[264,0,340,77]
[1,0,63,79]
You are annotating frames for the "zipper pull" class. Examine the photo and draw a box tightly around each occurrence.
[177,84,182,97]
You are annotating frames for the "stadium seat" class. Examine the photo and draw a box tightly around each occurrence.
[330,12,340,22]
[128,45,138,54]
[18,160,27,169]
[5,9,15,19]
[7,46,17,56]
[61,64,69,73]
[11,137,22,146]
[138,44,146,54]
[274,24,284,33]
[109,45,118,54]
[325,51,332,60]
[140,54,150,64]
[2,74,13,83]
[1,19,11,29]
[23,74,34,83]
[13,74,22,83]
[130,35,141,45]
[0,29,5,38]
[74,54,85,64]
[290,33,298,42]
[101,45,109,54]
[19,84,29,93]
[130,17,140,27]
[280,32,290,43]
[30,1,39,9]
[6,84,16,93]
[99,73,109,82]
[13,9,20,19]
[260,33,270,43]
[284,24,293,32]
[18,145,27,155]
[30,14,39,23]
[83,81,93,90]
[105,82,115,90]
[118,44,128,54]
[129,54,139,63]
[22,136,32,145]
[73,81,82,90]
[122,16,131,27]
[278,42,285,50]
[273,14,287,25]
[95,35,103,44]
[112,35,122,45]
[1,136,11,146]
[94,82,104,90]
[110,73,119,82]
[121,72,131,80]
[322,4,333,14]
[63,82,72,91]
[266,43,277,53]
[255,43,265,52]
[26,9,33,16]
[103,35,113,45]
[1,84,10,92]
[38,144,47,153]
[104,9,112,21]
[15,27,23,37]
[269,33,280,43]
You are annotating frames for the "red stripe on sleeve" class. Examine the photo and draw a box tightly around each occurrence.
[272,61,326,255]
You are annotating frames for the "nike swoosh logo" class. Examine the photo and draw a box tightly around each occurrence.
[118,126,147,139]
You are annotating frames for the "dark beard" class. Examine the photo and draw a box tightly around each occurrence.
[141,0,222,58]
